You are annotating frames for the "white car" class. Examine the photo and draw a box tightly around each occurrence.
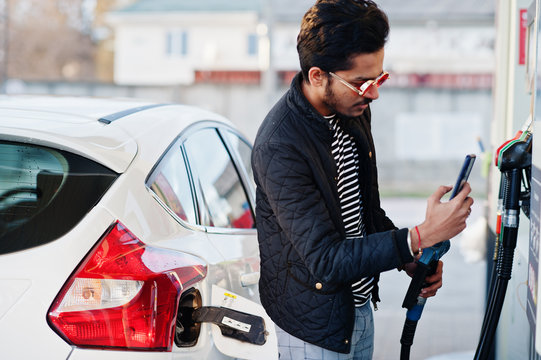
[0,95,277,359]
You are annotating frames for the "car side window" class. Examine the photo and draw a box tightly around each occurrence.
[147,144,196,224]
[183,128,254,229]
[224,130,255,194]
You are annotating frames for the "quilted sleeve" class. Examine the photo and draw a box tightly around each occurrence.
[252,141,413,288]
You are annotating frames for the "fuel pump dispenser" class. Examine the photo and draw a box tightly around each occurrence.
[474,122,532,360]
[399,120,532,360]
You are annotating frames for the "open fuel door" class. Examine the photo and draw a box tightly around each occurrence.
[198,285,277,359]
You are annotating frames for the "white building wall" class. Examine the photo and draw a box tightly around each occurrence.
[272,23,301,71]
[114,25,195,85]
[109,12,263,85]
[385,25,495,74]
[192,24,260,70]
[109,10,496,84]
[270,21,496,75]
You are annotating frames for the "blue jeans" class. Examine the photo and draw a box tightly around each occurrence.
[276,301,374,360]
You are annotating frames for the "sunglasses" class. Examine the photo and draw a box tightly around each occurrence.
[329,71,390,97]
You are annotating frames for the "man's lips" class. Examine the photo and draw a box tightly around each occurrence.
[355,101,371,109]
[355,99,372,107]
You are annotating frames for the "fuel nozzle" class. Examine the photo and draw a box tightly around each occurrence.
[495,126,532,219]
[496,131,532,172]
[402,240,450,310]
[495,116,533,171]
[400,239,450,360]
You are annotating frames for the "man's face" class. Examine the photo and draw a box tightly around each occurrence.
[323,48,385,118]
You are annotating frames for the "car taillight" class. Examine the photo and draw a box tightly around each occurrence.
[47,221,207,351]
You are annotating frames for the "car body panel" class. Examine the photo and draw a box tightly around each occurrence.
[0,95,148,173]
[0,207,116,359]
[0,279,31,321]
[205,231,260,301]
[0,119,138,174]
[0,95,151,118]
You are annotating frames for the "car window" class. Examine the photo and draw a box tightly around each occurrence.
[183,128,254,229]
[224,130,255,194]
[146,143,196,224]
[0,141,118,254]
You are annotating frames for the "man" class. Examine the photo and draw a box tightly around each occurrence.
[251,0,474,358]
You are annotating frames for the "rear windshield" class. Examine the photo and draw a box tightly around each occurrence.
[0,141,118,254]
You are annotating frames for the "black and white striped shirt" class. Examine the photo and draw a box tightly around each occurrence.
[327,115,374,307]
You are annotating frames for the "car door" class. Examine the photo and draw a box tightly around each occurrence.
[181,124,260,303]
[146,121,276,359]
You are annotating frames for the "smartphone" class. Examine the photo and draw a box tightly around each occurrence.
[450,154,476,199]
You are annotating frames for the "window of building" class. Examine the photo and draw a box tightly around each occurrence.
[166,29,188,56]
[247,33,258,56]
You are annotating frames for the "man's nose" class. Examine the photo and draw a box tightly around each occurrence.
[363,84,379,100]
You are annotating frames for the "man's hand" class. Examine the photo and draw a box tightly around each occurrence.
[415,183,474,250]
[420,260,443,298]
[404,260,444,298]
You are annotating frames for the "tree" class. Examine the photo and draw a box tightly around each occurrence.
[0,0,118,82]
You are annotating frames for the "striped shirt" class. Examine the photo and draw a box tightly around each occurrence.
[327,115,374,307]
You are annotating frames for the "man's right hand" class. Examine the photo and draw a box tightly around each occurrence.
[411,183,474,251]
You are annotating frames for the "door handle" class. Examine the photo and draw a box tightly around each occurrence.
[240,271,260,287]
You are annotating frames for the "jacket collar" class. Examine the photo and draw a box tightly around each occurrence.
[286,73,334,139]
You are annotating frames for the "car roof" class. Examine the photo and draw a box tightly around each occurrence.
[0,95,231,173]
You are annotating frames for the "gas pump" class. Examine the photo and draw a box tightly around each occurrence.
[474,122,532,360]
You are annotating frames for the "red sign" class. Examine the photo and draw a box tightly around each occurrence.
[519,9,528,65]
[195,70,261,84]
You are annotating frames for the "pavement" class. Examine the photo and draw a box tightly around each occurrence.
[373,197,486,360]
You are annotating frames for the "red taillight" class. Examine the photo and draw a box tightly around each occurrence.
[47,221,207,351]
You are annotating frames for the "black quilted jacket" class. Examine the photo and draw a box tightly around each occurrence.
[252,73,414,353]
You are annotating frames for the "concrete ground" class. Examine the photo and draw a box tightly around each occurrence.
[373,197,486,360]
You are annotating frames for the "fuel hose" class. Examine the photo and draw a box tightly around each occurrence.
[474,169,521,360]
[474,128,531,360]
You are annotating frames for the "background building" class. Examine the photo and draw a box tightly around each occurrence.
[0,0,495,196]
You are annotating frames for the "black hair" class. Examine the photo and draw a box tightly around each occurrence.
[297,0,389,81]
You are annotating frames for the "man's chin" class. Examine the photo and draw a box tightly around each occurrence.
[346,106,366,118]
[356,107,367,115]
[328,101,368,118]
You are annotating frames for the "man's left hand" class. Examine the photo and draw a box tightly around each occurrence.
[404,260,444,298]
[420,260,443,298]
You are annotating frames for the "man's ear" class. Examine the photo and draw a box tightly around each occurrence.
[307,67,327,88]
